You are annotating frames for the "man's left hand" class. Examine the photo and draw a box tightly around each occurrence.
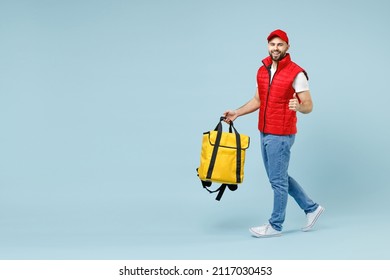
[289,93,301,112]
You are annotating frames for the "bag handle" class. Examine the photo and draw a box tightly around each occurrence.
[214,116,234,133]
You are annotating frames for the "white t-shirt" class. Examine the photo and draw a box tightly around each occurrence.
[269,65,309,93]
[292,72,309,93]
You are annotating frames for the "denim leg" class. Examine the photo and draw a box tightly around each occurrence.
[288,176,318,214]
[260,133,269,177]
[260,133,318,231]
[260,133,291,231]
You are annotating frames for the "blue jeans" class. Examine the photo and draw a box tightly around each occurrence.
[260,133,318,231]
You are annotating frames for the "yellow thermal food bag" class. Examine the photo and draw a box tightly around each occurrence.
[197,117,250,200]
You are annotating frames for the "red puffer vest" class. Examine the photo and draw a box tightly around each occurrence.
[257,53,307,135]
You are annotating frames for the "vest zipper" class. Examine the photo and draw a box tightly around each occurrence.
[263,66,273,132]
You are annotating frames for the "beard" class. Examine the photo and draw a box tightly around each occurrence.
[269,50,287,62]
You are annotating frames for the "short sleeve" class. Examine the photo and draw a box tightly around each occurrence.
[292,72,309,93]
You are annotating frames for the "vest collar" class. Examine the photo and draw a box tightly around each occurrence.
[262,53,292,70]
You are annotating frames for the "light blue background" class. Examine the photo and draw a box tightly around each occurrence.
[1,0,389,259]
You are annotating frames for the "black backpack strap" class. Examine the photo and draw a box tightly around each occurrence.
[198,176,238,201]
[206,118,224,180]
[215,184,227,201]
[231,123,242,184]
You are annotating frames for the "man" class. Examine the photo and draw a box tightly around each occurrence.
[223,29,324,237]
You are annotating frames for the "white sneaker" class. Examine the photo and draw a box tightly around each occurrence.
[249,223,282,238]
[302,205,325,232]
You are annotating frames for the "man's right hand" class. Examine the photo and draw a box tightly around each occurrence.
[223,110,238,124]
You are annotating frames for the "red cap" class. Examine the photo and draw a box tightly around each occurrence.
[267,29,289,44]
